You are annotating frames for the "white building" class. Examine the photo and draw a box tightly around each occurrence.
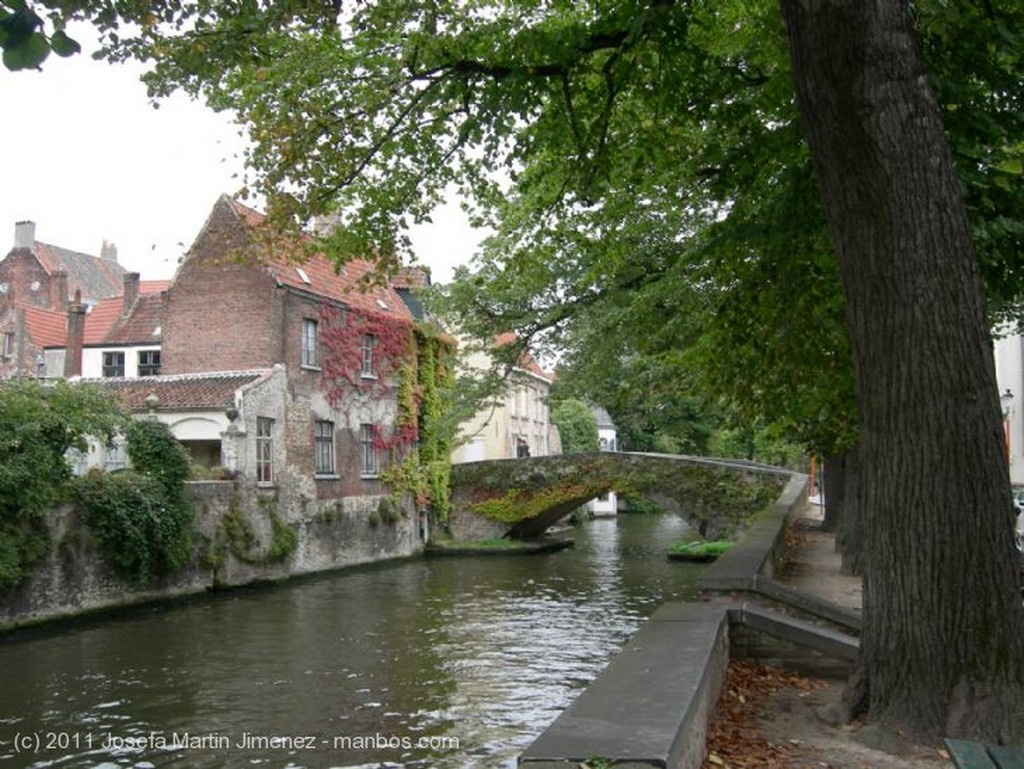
[993,329,1024,487]
[589,405,619,517]
[450,333,560,463]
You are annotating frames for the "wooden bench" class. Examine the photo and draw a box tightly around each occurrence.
[945,738,1024,769]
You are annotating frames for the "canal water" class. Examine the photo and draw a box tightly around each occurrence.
[0,515,703,768]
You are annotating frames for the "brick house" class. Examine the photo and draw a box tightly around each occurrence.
[0,221,128,378]
[147,195,419,501]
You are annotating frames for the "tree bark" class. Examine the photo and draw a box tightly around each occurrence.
[780,0,1024,742]
[835,442,865,576]
[821,452,846,532]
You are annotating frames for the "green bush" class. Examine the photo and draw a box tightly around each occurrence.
[550,399,599,453]
[0,380,127,589]
[74,472,191,585]
[74,421,194,585]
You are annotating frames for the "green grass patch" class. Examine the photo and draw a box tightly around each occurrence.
[669,539,734,557]
[430,537,529,551]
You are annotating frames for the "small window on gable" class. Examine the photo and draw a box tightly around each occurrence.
[302,318,319,368]
[2,332,13,359]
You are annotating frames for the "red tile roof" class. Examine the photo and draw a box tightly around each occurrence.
[493,331,554,382]
[222,197,413,321]
[83,283,167,345]
[101,292,165,345]
[21,304,67,347]
[84,369,273,411]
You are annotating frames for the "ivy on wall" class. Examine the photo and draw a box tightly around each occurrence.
[318,299,457,522]
[74,420,194,586]
[0,380,127,589]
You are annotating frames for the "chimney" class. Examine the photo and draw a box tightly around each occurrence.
[51,270,69,311]
[14,221,35,250]
[122,272,140,315]
[64,289,86,378]
[100,240,118,262]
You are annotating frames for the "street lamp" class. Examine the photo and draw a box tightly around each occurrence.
[1001,389,1014,465]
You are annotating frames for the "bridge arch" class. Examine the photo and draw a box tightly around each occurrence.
[448,452,792,540]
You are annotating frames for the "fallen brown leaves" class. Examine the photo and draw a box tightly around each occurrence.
[703,659,825,769]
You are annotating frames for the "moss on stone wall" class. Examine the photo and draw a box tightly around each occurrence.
[452,453,788,540]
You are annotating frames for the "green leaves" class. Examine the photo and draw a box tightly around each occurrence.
[0,379,128,588]
[1,1,80,70]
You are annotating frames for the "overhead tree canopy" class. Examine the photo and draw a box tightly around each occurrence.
[7,0,1024,743]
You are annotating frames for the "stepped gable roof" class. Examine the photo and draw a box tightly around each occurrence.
[83,283,167,345]
[85,369,273,411]
[21,304,67,347]
[221,196,412,321]
[32,241,126,304]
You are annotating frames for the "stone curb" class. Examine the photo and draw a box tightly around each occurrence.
[519,471,863,768]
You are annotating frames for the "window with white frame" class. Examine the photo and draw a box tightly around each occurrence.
[104,439,127,471]
[2,332,13,359]
[360,423,379,477]
[102,351,125,377]
[256,417,274,484]
[314,420,335,475]
[302,318,319,368]
[361,333,376,377]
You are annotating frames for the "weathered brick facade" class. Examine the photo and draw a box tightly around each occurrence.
[164,196,415,503]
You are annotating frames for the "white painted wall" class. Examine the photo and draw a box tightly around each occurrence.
[993,330,1024,486]
[82,345,161,379]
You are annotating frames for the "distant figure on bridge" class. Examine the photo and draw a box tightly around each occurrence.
[516,438,531,458]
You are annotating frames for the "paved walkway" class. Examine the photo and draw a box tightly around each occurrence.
[775,501,863,613]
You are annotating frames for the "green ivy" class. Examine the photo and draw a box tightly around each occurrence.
[73,420,194,586]
[378,327,457,523]
[75,472,192,585]
[0,379,127,589]
[472,483,611,524]
[217,490,296,566]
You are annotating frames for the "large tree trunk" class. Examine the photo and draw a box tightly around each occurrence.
[780,0,1024,742]
[820,452,846,532]
[835,442,865,576]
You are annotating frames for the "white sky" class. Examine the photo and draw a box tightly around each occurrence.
[0,28,479,284]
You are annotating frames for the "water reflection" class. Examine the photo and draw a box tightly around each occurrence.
[0,515,699,768]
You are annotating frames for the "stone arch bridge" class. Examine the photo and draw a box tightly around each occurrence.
[447,452,793,541]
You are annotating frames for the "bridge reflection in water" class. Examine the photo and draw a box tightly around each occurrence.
[0,515,706,768]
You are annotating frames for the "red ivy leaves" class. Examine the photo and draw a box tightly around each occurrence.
[319,302,414,401]
[319,301,420,452]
